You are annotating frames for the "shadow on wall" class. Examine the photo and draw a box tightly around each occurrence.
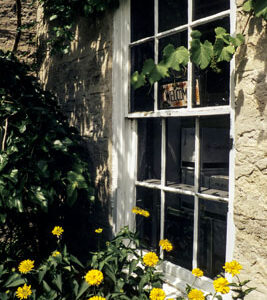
[37,12,115,256]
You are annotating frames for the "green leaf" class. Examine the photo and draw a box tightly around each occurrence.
[38,265,48,283]
[131,71,146,89]
[49,15,58,21]
[76,281,89,299]
[70,255,84,268]
[142,59,155,75]
[242,0,254,12]
[162,44,175,59]
[165,46,189,70]
[53,274,62,292]
[190,39,213,69]
[254,0,267,19]
[148,63,169,84]
[191,30,202,39]
[215,27,227,36]
[4,274,24,288]
[217,45,235,62]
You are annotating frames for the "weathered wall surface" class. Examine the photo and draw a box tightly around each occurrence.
[38,10,114,234]
[0,0,37,64]
[234,2,267,299]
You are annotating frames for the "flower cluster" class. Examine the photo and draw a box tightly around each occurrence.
[16,284,32,300]
[132,206,150,217]
[149,288,166,300]
[159,239,173,252]
[143,252,159,267]
[18,260,34,274]
[52,251,61,257]
[52,226,64,237]
[88,297,106,300]
[188,289,205,300]
[85,269,104,286]
[213,277,230,294]
[223,260,242,276]
[95,228,103,234]
[192,268,203,278]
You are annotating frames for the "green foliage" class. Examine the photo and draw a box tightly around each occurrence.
[38,0,121,54]
[131,27,244,89]
[0,50,94,258]
[243,0,267,20]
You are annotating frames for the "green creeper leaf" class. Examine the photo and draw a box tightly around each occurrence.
[131,71,146,89]
[229,34,245,47]
[148,63,169,85]
[217,45,235,62]
[242,0,254,12]
[190,39,213,69]
[215,27,227,36]
[162,44,175,59]
[254,0,267,19]
[165,46,189,71]
[142,59,155,75]
[191,30,202,39]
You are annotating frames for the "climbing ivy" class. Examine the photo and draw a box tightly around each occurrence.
[243,0,267,20]
[131,27,244,90]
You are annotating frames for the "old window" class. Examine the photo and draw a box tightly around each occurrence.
[112,0,235,288]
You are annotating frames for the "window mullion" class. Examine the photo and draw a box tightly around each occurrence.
[160,118,166,258]
[193,117,200,269]
[187,0,193,109]
[154,0,159,112]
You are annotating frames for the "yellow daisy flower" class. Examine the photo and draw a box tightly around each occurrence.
[85,269,104,286]
[188,289,205,300]
[223,260,242,276]
[95,228,103,234]
[159,239,173,252]
[143,252,159,267]
[16,284,32,299]
[52,226,64,237]
[52,251,61,257]
[132,206,150,217]
[192,268,204,277]
[149,288,166,300]
[88,297,106,300]
[213,277,230,294]
[18,259,34,274]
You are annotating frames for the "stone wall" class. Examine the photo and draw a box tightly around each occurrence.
[0,0,37,64]
[38,10,114,235]
[234,2,267,299]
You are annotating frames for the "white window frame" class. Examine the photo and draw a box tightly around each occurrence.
[112,0,236,296]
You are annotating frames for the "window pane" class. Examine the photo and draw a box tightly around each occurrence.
[136,187,160,250]
[166,118,195,191]
[193,18,230,107]
[193,0,229,20]
[158,0,188,32]
[131,42,154,112]
[164,193,194,270]
[137,119,161,182]
[198,199,228,278]
[158,32,188,110]
[131,0,154,42]
[199,116,230,197]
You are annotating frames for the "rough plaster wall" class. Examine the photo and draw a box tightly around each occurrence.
[234,2,267,299]
[0,0,37,64]
[38,11,114,234]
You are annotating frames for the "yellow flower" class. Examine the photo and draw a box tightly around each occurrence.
[52,251,61,257]
[16,284,32,299]
[223,260,242,276]
[88,297,106,300]
[143,252,159,267]
[132,206,150,217]
[159,239,173,252]
[188,289,205,300]
[18,260,34,274]
[95,228,103,234]
[52,226,64,237]
[213,277,230,294]
[85,269,104,286]
[149,288,166,300]
[192,268,204,277]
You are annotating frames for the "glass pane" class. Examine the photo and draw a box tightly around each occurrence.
[131,0,154,42]
[193,0,229,20]
[198,199,228,278]
[131,42,154,112]
[193,18,230,107]
[199,116,230,197]
[158,0,188,32]
[137,119,161,182]
[164,193,194,270]
[166,118,195,191]
[158,32,188,109]
[136,187,160,250]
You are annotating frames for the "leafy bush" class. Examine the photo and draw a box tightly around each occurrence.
[0,51,94,259]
